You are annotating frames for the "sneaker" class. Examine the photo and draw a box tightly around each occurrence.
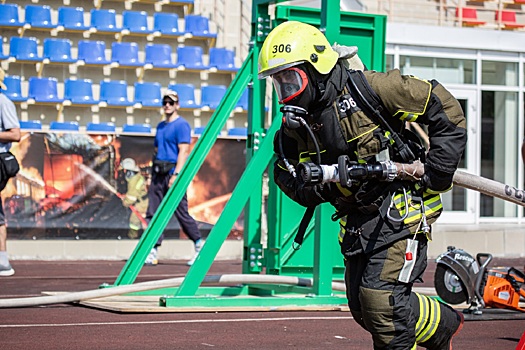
[186,239,204,266]
[145,248,158,266]
[0,263,15,276]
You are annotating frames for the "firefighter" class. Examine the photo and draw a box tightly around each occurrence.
[120,158,148,239]
[258,21,467,349]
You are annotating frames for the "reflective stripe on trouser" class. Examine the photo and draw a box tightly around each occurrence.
[411,293,464,350]
[344,236,428,349]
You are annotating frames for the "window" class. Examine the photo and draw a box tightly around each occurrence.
[399,56,475,84]
[482,61,518,86]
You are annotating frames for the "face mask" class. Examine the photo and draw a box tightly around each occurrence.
[125,170,135,180]
[272,67,309,104]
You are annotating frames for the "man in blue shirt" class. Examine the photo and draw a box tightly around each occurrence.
[145,90,203,266]
[0,67,21,276]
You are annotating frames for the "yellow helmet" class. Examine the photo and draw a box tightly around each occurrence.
[258,21,339,79]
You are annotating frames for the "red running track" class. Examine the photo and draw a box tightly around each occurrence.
[1,259,524,350]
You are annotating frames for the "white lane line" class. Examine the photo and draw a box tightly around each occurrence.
[0,316,353,328]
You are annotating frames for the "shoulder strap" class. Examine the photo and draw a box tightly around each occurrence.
[346,69,416,163]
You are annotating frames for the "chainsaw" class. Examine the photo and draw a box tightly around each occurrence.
[434,246,525,315]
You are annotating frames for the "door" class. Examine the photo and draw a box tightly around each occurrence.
[439,89,478,223]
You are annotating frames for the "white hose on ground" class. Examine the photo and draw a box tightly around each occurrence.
[0,274,347,308]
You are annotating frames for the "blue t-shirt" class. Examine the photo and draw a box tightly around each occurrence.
[154,116,191,163]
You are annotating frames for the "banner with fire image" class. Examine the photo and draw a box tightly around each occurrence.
[5,131,247,240]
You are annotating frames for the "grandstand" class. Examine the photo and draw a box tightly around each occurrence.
[0,0,250,135]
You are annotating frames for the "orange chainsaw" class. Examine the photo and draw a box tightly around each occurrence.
[434,246,525,314]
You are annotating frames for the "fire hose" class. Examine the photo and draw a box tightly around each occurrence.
[0,275,347,308]
[1,162,524,308]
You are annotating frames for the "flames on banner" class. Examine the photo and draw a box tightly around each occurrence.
[3,132,246,239]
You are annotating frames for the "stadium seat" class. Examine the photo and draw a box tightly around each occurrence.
[0,36,8,60]
[111,42,143,67]
[0,3,22,27]
[64,79,97,105]
[50,121,80,131]
[19,120,42,130]
[144,43,176,68]
[153,13,181,35]
[168,83,201,108]
[134,82,162,107]
[24,5,55,29]
[43,38,76,63]
[57,7,89,31]
[28,77,63,103]
[99,80,132,106]
[175,46,207,70]
[235,89,249,111]
[200,85,227,110]
[122,124,151,133]
[184,15,217,38]
[456,7,486,27]
[227,127,248,137]
[9,37,41,62]
[86,122,116,132]
[193,126,205,135]
[90,9,120,33]
[208,48,238,72]
[496,10,525,30]
[122,11,153,35]
[77,40,110,65]
[3,75,27,102]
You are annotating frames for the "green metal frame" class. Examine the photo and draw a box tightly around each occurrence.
[109,0,386,309]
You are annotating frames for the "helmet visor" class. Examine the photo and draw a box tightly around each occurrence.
[272,67,308,104]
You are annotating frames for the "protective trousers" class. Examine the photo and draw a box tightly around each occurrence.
[345,235,462,349]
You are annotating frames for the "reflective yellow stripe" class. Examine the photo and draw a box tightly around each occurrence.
[393,189,442,225]
[299,153,312,163]
[417,296,442,343]
[398,112,419,122]
[415,293,426,337]
[338,217,347,242]
[347,125,379,143]
[335,183,352,196]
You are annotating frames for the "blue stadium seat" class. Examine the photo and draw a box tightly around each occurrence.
[235,89,249,111]
[57,7,89,31]
[86,122,116,132]
[184,15,217,38]
[50,121,79,131]
[122,124,151,134]
[99,80,132,106]
[77,40,110,65]
[134,82,162,107]
[64,79,97,105]
[193,126,205,135]
[43,38,76,63]
[200,85,227,110]
[153,13,181,35]
[227,127,248,137]
[28,77,63,103]
[19,120,42,130]
[111,42,142,67]
[122,11,152,34]
[3,76,27,102]
[168,83,201,109]
[175,46,207,70]
[24,5,55,29]
[208,48,238,72]
[9,37,41,62]
[0,3,22,27]
[90,9,120,33]
[144,43,176,68]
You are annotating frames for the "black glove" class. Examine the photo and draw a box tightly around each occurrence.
[422,165,454,192]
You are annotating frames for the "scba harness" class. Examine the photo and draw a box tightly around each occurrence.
[285,66,442,248]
